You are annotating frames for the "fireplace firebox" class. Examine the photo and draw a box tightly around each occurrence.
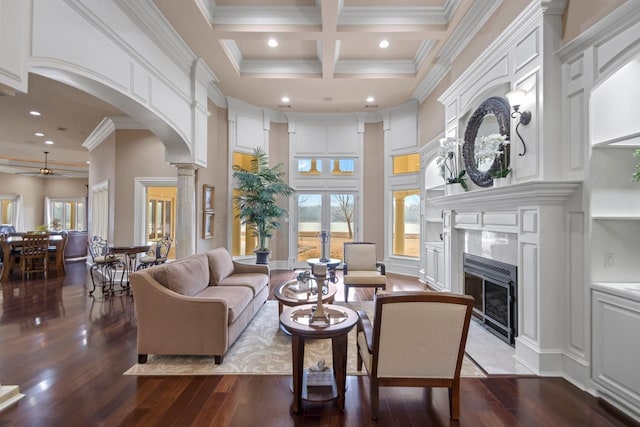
[463,253,517,345]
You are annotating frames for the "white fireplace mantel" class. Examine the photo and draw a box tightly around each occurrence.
[430,181,582,211]
[435,179,584,376]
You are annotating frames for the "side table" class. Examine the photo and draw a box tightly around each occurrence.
[280,304,358,414]
[274,279,337,316]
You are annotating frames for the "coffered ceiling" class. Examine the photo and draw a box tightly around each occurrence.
[154,0,501,112]
[0,0,505,176]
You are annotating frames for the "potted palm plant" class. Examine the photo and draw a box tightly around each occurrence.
[232,147,293,264]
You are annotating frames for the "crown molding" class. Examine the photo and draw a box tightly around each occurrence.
[206,5,320,26]
[220,40,242,74]
[241,59,322,75]
[82,117,116,152]
[557,0,640,60]
[412,0,505,103]
[412,61,451,103]
[115,0,197,74]
[82,116,149,152]
[335,60,416,75]
[194,0,216,25]
[414,40,437,69]
[338,4,457,26]
[437,0,504,64]
[208,83,227,109]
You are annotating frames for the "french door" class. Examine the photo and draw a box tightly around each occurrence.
[294,192,357,265]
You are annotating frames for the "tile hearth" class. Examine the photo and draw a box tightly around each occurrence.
[465,320,535,376]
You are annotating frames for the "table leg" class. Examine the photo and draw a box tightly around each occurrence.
[55,241,65,276]
[332,333,348,410]
[291,334,305,414]
[1,242,10,281]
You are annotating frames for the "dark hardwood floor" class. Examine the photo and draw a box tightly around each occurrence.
[0,262,636,426]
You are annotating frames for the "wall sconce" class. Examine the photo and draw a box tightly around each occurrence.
[505,89,532,156]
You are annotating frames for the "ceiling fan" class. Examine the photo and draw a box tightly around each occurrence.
[17,151,69,177]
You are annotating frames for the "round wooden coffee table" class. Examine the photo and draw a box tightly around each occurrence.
[279,304,358,414]
[274,279,337,316]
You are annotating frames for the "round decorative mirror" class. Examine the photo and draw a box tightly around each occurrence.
[462,96,511,187]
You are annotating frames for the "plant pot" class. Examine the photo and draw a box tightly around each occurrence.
[445,183,465,196]
[492,175,511,187]
[253,249,271,265]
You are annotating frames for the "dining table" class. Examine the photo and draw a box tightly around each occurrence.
[0,234,66,281]
[108,244,151,289]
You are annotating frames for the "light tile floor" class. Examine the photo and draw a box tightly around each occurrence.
[465,320,535,376]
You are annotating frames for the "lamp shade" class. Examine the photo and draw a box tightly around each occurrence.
[505,89,526,108]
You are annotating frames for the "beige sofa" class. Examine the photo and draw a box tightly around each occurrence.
[130,247,270,364]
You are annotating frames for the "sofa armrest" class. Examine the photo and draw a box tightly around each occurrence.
[232,261,270,276]
[131,271,230,354]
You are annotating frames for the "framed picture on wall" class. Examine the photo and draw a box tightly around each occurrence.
[203,212,214,239]
[203,185,215,211]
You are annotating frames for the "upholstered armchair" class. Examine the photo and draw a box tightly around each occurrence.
[356,291,474,420]
[342,242,386,302]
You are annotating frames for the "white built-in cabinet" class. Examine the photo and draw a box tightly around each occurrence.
[591,285,640,417]
[583,43,640,422]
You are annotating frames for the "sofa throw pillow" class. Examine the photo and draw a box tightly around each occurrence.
[153,253,209,296]
[206,247,235,285]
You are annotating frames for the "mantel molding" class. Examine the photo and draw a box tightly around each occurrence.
[431,181,581,211]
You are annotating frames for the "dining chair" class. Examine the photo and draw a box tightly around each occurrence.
[48,231,68,275]
[356,291,474,420]
[137,234,172,270]
[20,233,50,280]
[342,242,386,302]
[87,235,123,295]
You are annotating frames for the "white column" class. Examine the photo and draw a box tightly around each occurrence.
[174,164,197,259]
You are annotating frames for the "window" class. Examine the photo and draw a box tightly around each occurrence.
[393,153,420,175]
[392,189,420,257]
[330,158,355,175]
[297,158,322,174]
[1,197,15,225]
[47,198,86,231]
[232,151,257,257]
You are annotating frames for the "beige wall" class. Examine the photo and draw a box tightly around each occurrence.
[112,130,176,246]
[363,122,385,260]
[269,121,291,262]
[88,131,116,241]
[196,102,230,253]
[563,0,627,44]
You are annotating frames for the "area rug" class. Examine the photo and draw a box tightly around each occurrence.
[124,300,486,378]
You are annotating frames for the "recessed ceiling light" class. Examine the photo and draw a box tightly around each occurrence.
[86,161,90,165]
[366,96,375,103]
[268,38,278,47]
[29,110,41,116]
[281,96,290,103]
[44,140,54,145]
[35,132,44,137]
[379,39,389,49]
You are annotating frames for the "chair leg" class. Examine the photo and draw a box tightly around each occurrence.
[344,285,349,303]
[450,378,460,419]
[356,342,363,371]
[370,377,379,420]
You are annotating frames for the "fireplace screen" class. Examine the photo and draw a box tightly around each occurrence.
[463,254,517,345]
